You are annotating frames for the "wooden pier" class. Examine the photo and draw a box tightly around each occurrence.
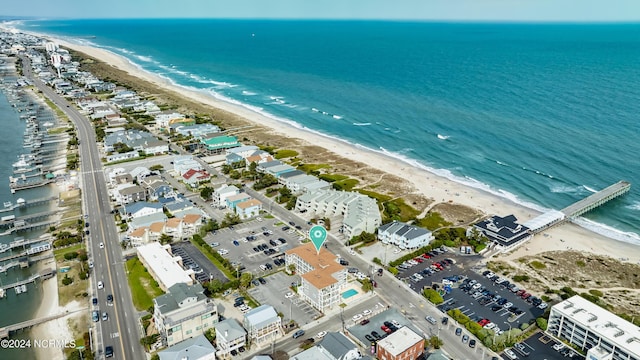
[0,196,57,214]
[561,180,631,219]
[0,308,87,339]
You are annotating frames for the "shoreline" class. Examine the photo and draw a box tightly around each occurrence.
[10,28,639,264]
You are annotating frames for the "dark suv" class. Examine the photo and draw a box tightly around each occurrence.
[105,346,114,358]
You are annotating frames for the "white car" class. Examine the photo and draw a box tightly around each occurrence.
[503,302,513,309]
[553,343,565,351]
[210,242,220,247]
[316,331,327,339]
[504,349,518,359]
[484,322,496,330]
[362,309,372,316]
[485,271,494,278]
[97,281,104,290]
[99,242,104,249]
[538,302,548,309]
[352,314,363,322]
[217,249,229,255]
[349,249,356,255]
[285,292,294,299]
[391,319,401,327]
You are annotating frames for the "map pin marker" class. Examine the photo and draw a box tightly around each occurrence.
[309,225,327,254]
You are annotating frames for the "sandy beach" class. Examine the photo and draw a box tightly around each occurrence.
[31,273,83,360]
[27,36,637,266]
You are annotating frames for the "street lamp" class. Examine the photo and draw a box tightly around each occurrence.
[504,321,513,343]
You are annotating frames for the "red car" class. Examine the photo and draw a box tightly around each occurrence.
[360,319,370,326]
[478,319,490,326]
[414,257,424,263]
[521,292,531,299]
[381,325,393,334]
[516,289,525,296]
[422,253,431,259]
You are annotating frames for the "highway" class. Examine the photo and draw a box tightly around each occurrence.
[22,57,145,360]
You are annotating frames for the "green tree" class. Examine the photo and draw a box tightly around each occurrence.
[288,264,296,275]
[207,278,224,293]
[200,186,214,200]
[62,274,73,286]
[240,272,253,288]
[159,233,173,245]
[536,317,548,330]
[149,164,164,171]
[429,335,443,349]
[361,278,374,293]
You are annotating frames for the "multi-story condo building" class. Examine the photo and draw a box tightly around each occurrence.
[153,283,218,347]
[285,243,346,312]
[377,220,434,250]
[548,295,640,360]
[242,305,282,346]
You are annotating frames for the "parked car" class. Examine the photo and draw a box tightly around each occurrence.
[425,316,436,325]
[455,327,462,336]
[292,330,305,339]
[469,339,476,348]
[462,335,469,343]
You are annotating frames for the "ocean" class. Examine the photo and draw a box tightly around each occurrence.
[14,19,640,244]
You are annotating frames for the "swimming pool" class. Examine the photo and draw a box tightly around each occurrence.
[342,289,358,299]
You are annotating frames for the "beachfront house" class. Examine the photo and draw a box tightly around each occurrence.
[225,193,252,211]
[285,243,347,312]
[378,221,434,250]
[226,145,259,159]
[155,112,186,130]
[317,332,362,360]
[153,283,218,347]
[212,184,240,206]
[182,169,211,189]
[121,201,164,219]
[235,198,263,219]
[157,334,216,360]
[214,319,247,358]
[115,184,146,205]
[173,155,203,176]
[243,305,282,346]
[199,135,240,154]
[280,173,331,195]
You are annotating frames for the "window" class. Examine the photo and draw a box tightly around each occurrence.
[201,313,211,320]
[196,326,202,330]
[186,329,192,335]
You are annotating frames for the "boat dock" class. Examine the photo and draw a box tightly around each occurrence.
[0,308,87,339]
[0,196,58,213]
[0,235,54,254]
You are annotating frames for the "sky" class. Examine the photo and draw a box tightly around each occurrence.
[1,0,639,22]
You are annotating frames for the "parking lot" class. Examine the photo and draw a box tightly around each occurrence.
[347,308,424,347]
[396,248,545,339]
[500,332,585,360]
[171,242,227,283]
[205,217,309,275]
[247,272,321,327]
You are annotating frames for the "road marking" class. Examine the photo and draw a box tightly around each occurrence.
[111,332,120,338]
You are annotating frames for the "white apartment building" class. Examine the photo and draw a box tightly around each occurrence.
[136,242,194,292]
[214,319,246,357]
[548,295,640,360]
[377,221,434,250]
[295,189,381,238]
[153,283,218,347]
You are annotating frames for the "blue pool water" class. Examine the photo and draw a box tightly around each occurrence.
[342,289,358,299]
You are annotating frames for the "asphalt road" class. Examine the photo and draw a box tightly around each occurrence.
[22,57,145,360]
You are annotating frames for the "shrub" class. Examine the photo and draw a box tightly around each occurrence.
[62,274,73,285]
[423,288,444,305]
[536,317,548,330]
[529,260,546,269]
[576,260,586,267]
[64,251,79,260]
[588,289,604,297]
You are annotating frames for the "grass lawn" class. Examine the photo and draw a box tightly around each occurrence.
[57,259,89,306]
[125,257,165,311]
[319,173,349,182]
[54,244,85,262]
[297,163,330,173]
[415,212,452,230]
[189,239,234,279]
[274,149,299,159]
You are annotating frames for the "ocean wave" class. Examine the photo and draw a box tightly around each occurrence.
[437,134,450,140]
[353,122,371,126]
[550,184,588,195]
[572,217,640,246]
[625,201,640,211]
[583,185,597,193]
[242,90,257,96]
[333,115,343,119]
[135,55,153,62]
